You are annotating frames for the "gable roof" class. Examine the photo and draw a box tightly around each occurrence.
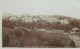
[71,28,79,30]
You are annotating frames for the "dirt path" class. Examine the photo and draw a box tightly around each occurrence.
[69,35,80,48]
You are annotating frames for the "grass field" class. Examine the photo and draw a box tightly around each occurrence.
[2,27,75,48]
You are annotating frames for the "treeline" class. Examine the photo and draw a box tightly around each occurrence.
[2,15,80,31]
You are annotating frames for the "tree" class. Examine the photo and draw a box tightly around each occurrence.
[69,20,79,28]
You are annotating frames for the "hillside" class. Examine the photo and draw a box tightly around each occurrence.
[2,27,75,47]
[2,14,80,47]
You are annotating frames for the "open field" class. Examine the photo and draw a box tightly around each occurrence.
[2,27,75,48]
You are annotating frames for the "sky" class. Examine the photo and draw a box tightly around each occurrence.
[1,0,80,18]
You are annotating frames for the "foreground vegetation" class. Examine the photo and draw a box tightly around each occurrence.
[2,27,75,47]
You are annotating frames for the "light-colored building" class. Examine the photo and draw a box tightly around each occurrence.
[71,27,79,33]
[10,16,16,21]
[48,18,58,22]
[59,19,69,24]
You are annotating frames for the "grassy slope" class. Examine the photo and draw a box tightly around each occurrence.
[2,27,75,47]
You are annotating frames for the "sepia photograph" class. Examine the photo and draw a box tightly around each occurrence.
[1,0,80,48]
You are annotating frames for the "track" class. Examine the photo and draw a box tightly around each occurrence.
[69,35,80,48]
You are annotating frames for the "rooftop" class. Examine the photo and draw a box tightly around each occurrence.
[71,28,79,30]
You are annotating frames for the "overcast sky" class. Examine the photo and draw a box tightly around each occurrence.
[1,0,80,18]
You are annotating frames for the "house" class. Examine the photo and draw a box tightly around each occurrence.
[59,19,69,24]
[10,16,16,21]
[71,27,80,33]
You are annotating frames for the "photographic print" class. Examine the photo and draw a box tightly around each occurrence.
[2,0,80,48]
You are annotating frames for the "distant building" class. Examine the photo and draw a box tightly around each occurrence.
[2,13,17,21]
[48,18,58,22]
[71,27,80,33]
[32,17,39,22]
[59,19,69,24]
[10,16,16,21]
